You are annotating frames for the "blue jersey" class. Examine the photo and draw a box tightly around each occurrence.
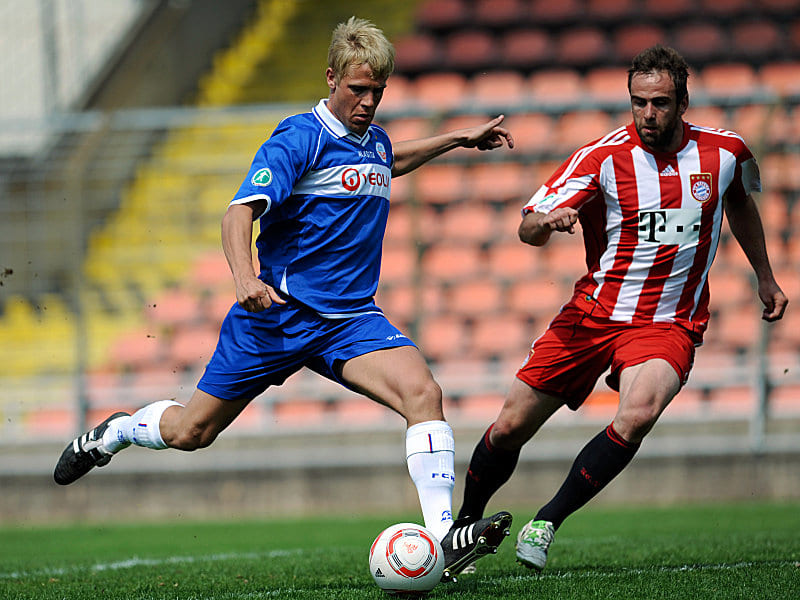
[231,99,393,317]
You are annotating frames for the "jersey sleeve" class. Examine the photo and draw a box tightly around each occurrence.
[230,117,318,219]
[522,146,603,215]
[723,135,762,204]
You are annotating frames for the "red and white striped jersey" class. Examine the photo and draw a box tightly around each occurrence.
[523,121,761,336]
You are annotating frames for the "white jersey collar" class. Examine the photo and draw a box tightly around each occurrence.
[314,99,370,145]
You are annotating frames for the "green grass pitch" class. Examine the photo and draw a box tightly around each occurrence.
[1,502,798,599]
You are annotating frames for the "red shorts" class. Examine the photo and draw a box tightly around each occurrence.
[516,302,701,410]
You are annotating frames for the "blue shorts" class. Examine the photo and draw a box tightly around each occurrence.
[197,300,416,401]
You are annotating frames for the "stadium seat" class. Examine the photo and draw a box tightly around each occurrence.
[487,240,540,282]
[394,33,442,76]
[700,63,760,97]
[496,28,555,71]
[439,203,498,244]
[379,75,413,112]
[271,397,329,428]
[145,286,202,328]
[729,20,784,63]
[382,117,432,146]
[759,62,800,96]
[470,70,527,108]
[584,67,631,102]
[168,324,219,369]
[507,278,568,321]
[684,105,726,129]
[415,0,471,31]
[380,244,418,285]
[554,110,615,151]
[445,276,504,318]
[699,0,750,20]
[109,327,163,371]
[455,392,506,422]
[728,104,772,146]
[474,0,529,29]
[529,0,586,26]
[416,314,470,361]
[191,250,233,293]
[443,29,498,73]
[376,281,444,324]
[469,313,532,360]
[613,24,668,63]
[671,22,727,65]
[412,72,470,111]
[466,162,527,205]
[414,163,468,206]
[527,70,583,105]
[500,113,555,154]
[420,241,486,282]
[643,0,696,20]
[554,27,612,69]
[586,0,642,22]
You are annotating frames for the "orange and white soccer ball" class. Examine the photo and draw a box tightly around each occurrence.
[369,523,444,595]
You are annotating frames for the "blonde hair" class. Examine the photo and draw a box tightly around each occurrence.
[328,16,395,83]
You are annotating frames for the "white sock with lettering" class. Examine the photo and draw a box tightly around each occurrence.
[406,420,456,541]
[102,400,183,451]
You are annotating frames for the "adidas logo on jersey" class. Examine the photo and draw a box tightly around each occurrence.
[660,164,679,177]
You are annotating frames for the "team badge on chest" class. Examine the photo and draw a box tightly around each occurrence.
[376,142,387,162]
[689,173,713,203]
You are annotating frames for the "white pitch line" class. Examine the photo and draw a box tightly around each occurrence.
[0,548,305,580]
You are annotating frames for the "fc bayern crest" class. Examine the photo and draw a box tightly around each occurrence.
[376,142,387,162]
[690,173,712,203]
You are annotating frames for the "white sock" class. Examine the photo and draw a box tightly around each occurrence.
[406,420,456,541]
[102,400,183,452]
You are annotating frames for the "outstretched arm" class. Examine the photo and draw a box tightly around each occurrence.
[725,193,787,321]
[391,115,514,177]
[221,201,287,312]
[518,207,580,247]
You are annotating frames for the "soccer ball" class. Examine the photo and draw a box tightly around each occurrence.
[369,523,444,595]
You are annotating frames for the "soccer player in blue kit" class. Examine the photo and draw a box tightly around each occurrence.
[54,17,513,581]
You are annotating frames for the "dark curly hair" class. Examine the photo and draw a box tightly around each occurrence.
[627,45,690,105]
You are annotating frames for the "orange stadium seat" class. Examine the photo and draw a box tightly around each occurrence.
[585,67,631,102]
[192,251,232,292]
[613,24,668,63]
[145,286,202,328]
[507,278,567,321]
[707,268,754,310]
[699,0,749,19]
[684,105,726,129]
[439,203,498,244]
[730,20,784,62]
[474,0,530,28]
[445,276,504,318]
[379,75,413,111]
[333,396,394,426]
[380,244,418,285]
[421,241,486,282]
[443,29,498,72]
[203,290,235,326]
[412,72,470,111]
[671,22,727,64]
[456,392,506,422]
[414,163,468,206]
[469,313,532,360]
[643,0,695,20]
[415,0,470,30]
[554,110,615,151]
[529,0,585,26]
[527,70,583,105]
[497,29,555,71]
[470,70,527,107]
[554,27,612,68]
[376,281,445,324]
[110,327,163,371]
[168,324,218,369]
[586,0,642,22]
[416,314,470,362]
[394,33,442,75]
[728,104,772,146]
[466,161,527,204]
[385,203,439,246]
[500,113,554,154]
[759,62,800,96]
[487,240,539,282]
[700,63,760,97]
[381,117,432,145]
[713,304,763,352]
[271,397,329,428]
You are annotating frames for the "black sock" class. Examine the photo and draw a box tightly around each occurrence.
[536,424,639,529]
[457,424,520,521]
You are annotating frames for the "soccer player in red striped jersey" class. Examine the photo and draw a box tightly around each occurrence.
[454,45,788,571]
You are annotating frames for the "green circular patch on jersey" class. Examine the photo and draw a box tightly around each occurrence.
[252,167,273,186]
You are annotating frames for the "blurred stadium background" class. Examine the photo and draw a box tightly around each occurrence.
[1,0,799,523]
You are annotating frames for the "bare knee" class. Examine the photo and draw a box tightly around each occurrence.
[403,378,443,424]
[613,405,662,443]
[164,422,219,451]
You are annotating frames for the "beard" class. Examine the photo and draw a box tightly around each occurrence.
[636,116,681,152]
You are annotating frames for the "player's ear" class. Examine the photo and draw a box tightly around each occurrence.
[326,68,337,93]
[678,94,689,117]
